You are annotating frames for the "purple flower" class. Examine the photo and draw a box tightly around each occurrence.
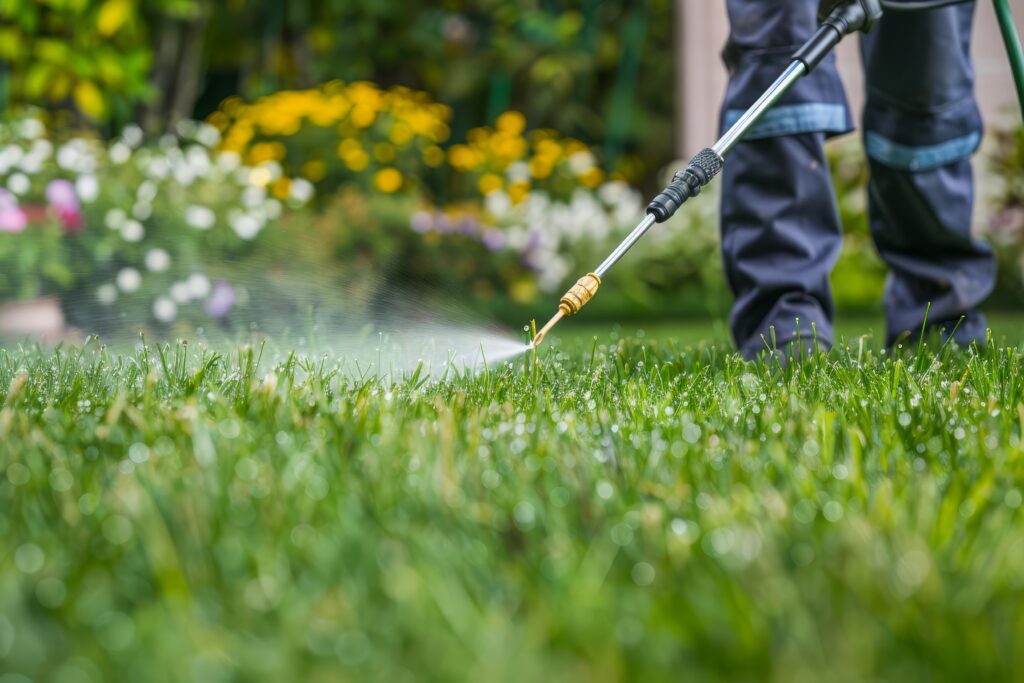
[0,189,27,234]
[525,230,541,252]
[435,213,455,234]
[482,228,506,252]
[410,210,434,234]
[205,280,236,318]
[456,215,478,235]
[45,179,83,233]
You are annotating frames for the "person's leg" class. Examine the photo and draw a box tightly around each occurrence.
[720,0,852,359]
[861,4,996,347]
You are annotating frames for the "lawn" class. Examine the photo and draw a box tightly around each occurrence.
[2,327,1024,682]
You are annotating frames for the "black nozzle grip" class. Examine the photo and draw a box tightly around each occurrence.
[798,1,883,71]
[646,148,724,223]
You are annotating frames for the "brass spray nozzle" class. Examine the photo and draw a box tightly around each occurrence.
[531,273,601,348]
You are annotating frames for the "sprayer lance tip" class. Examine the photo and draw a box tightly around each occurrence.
[531,310,565,348]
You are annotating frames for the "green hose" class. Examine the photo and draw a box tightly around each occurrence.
[993,0,1024,119]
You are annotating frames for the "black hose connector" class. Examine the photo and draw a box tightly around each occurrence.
[646,148,724,223]
[798,1,883,72]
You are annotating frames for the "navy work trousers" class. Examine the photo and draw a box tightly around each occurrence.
[720,0,995,357]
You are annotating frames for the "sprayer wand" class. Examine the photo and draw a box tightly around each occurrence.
[532,0,1024,349]
[531,0,884,348]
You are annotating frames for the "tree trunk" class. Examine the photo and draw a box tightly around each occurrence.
[170,14,210,125]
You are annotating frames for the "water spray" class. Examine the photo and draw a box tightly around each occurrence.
[531,0,1024,349]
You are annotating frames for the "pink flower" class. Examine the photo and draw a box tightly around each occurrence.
[0,189,27,234]
[45,179,83,233]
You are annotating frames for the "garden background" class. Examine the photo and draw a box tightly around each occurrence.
[0,0,1022,341]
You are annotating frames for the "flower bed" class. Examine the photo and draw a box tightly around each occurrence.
[0,114,313,334]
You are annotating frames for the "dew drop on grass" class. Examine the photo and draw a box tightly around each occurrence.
[611,523,633,546]
[128,443,150,464]
[632,562,655,586]
[36,577,67,608]
[822,501,844,522]
[49,468,73,492]
[15,544,45,574]
[7,463,30,486]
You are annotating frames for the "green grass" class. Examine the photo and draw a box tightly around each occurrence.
[1,330,1024,682]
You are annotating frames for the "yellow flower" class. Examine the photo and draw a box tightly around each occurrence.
[248,141,285,165]
[496,110,526,136]
[529,157,552,180]
[374,168,403,193]
[350,105,377,128]
[207,111,230,131]
[373,142,396,163]
[579,167,605,189]
[508,180,531,204]
[478,173,503,195]
[423,146,445,167]
[448,145,479,171]
[389,121,414,147]
[301,160,327,182]
[271,177,292,200]
[344,149,370,172]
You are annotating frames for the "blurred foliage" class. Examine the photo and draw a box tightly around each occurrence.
[0,0,199,126]
[1,0,676,184]
[986,126,1024,307]
[200,0,676,182]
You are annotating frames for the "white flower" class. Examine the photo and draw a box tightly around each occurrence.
[174,120,196,138]
[185,145,212,176]
[19,118,45,140]
[186,273,210,299]
[116,268,142,293]
[289,178,314,204]
[96,284,118,305]
[185,205,215,230]
[145,248,171,272]
[485,190,511,218]
[105,208,127,230]
[56,142,81,170]
[598,180,629,205]
[121,219,145,243]
[137,180,158,202]
[146,157,169,180]
[217,151,241,172]
[261,161,283,181]
[0,144,23,174]
[170,281,191,303]
[16,154,42,174]
[506,161,530,182]
[263,198,283,220]
[241,185,266,208]
[247,166,273,188]
[153,297,177,323]
[30,139,53,160]
[195,123,221,148]
[173,163,195,186]
[568,151,595,174]
[229,210,261,240]
[109,142,131,165]
[76,175,99,203]
[7,173,29,195]
[121,124,144,148]
[132,202,152,220]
